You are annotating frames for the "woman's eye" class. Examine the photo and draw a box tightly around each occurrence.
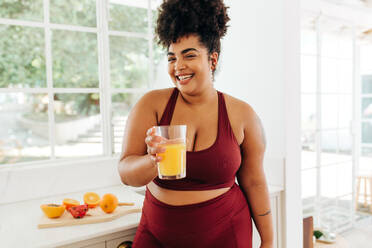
[168,58,175,62]
[186,54,196,58]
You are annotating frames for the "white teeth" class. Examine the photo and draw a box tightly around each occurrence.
[177,75,193,81]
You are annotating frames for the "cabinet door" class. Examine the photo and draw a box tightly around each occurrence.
[252,195,279,248]
[106,235,135,248]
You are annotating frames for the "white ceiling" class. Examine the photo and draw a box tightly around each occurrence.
[302,0,372,42]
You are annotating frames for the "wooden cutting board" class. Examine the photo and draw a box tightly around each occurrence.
[38,205,142,229]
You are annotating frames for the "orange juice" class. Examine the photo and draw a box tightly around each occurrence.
[157,142,186,179]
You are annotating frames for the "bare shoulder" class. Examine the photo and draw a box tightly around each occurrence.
[133,88,174,116]
[137,88,174,108]
[222,92,266,149]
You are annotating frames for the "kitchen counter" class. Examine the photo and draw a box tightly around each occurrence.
[0,185,145,248]
[0,184,283,248]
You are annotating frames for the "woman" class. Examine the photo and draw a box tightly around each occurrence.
[118,0,273,247]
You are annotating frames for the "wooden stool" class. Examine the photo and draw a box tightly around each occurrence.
[355,173,372,213]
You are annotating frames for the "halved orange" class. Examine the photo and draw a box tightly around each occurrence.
[62,198,80,210]
[83,192,101,208]
[41,204,66,218]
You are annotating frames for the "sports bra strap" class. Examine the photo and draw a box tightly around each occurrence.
[158,88,179,125]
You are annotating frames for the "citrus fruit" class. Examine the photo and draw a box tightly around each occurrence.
[100,193,118,213]
[83,192,100,208]
[40,204,65,218]
[62,198,80,210]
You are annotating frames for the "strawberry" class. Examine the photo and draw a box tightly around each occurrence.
[68,204,89,218]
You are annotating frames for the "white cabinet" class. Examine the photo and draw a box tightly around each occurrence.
[81,242,106,248]
[106,235,135,248]
[252,191,283,248]
[59,228,137,248]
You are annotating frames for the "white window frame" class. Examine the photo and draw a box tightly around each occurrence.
[0,0,158,168]
[300,12,360,232]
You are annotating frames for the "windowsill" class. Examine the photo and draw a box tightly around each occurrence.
[0,156,124,205]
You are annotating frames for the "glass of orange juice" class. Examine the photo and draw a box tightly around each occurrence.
[155,125,186,179]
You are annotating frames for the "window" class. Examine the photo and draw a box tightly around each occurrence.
[0,0,164,165]
[301,16,357,233]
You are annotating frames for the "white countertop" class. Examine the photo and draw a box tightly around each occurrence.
[0,185,145,248]
[0,184,283,248]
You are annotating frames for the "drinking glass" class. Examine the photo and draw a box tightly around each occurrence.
[155,125,186,179]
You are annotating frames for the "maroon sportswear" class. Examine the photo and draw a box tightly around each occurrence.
[132,88,252,248]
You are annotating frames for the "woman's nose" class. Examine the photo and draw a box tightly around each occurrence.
[174,59,186,71]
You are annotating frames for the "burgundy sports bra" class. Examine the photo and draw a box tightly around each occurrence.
[153,88,241,190]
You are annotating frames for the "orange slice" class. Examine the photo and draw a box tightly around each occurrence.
[83,192,101,208]
[40,204,66,218]
[62,198,80,210]
[100,193,118,213]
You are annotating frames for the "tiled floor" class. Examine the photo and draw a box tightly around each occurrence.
[342,220,372,248]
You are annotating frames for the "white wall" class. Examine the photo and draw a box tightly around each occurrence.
[216,1,285,161]
[216,1,302,247]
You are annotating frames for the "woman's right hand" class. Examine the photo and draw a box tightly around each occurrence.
[145,127,165,164]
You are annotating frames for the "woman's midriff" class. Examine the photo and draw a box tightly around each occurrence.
[147,181,231,206]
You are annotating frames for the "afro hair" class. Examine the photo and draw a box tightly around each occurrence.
[155,0,230,56]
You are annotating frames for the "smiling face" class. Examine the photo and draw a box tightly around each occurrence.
[167,34,218,95]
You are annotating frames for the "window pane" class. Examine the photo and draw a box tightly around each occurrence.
[153,40,169,89]
[301,94,316,130]
[302,146,316,170]
[321,32,339,58]
[112,92,145,154]
[361,121,372,144]
[321,130,350,165]
[360,146,372,171]
[321,95,338,129]
[50,0,96,27]
[0,0,43,21]
[338,129,352,156]
[338,95,352,129]
[301,55,317,93]
[338,60,352,94]
[54,93,102,158]
[52,30,98,88]
[360,45,372,75]
[361,74,372,94]
[0,93,50,164]
[321,164,338,198]
[0,25,46,88]
[110,36,149,88]
[302,168,317,199]
[338,37,353,60]
[319,197,350,232]
[321,58,338,93]
[109,1,148,32]
[361,98,372,119]
[336,162,352,196]
[301,29,317,55]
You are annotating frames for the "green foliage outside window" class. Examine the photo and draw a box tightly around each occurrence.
[0,1,165,120]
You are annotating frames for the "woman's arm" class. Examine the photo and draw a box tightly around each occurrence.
[237,105,274,248]
[118,91,165,187]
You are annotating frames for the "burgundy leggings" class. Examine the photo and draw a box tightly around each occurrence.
[132,183,252,248]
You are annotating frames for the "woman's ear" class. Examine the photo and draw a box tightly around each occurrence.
[210,52,219,71]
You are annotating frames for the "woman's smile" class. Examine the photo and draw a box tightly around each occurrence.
[176,73,195,85]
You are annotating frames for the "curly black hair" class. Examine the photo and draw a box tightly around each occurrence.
[155,0,230,56]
